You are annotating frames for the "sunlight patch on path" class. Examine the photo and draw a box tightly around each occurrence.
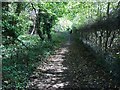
[27,43,69,90]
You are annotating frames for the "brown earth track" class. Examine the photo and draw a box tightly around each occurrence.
[26,33,119,90]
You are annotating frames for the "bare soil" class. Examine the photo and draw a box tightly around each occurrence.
[26,33,119,90]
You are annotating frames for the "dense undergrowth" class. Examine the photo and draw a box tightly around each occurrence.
[2,32,66,89]
[72,32,120,86]
[85,43,120,86]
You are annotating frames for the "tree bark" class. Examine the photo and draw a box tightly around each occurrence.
[104,2,111,52]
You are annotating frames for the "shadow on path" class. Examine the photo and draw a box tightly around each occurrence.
[26,33,118,90]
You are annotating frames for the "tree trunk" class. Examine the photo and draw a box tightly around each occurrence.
[109,31,115,48]
[31,3,44,40]
[35,9,44,40]
[104,2,111,52]
[107,2,110,17]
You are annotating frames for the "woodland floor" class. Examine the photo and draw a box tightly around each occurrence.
[26,33,119,90]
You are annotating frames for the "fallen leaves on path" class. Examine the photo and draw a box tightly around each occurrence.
[26,35,119,90]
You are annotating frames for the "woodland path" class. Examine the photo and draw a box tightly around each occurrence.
[26,32,118,90]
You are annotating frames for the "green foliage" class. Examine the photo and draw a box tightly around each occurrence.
[2,32,66,89]
[2,1,120,89]
[2,3,32,45]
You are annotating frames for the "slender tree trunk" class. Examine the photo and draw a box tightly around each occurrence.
[31,3,44,40]
[105,30,111,51]
[99,30,103,47]
[105,2,111,52]
[35,9,44,40]
[94,31,98,44]
[109,31,116,48]
[107,2,110,17]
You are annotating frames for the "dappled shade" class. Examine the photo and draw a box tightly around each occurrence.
[2,2,120,90]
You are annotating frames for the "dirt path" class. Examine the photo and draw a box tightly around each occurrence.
[26,33,118,90]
